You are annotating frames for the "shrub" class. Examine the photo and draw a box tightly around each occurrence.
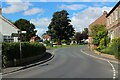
[97,36,110,51]
[2,42,46,67]
[101,38,120,59]
[44,40,50,46]
[61,40,66,44]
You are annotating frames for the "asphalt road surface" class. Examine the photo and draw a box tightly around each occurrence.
[3,46,118,79]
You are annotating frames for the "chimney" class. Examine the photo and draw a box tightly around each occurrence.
[103,11,107,15]
[0,8,1,14]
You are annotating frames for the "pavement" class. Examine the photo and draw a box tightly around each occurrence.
[81,46,119,63]
[2,49,55,75]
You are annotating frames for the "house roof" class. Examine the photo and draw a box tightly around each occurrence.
[106,1,120,17]
[0,14,19,30]
[89,11,107,28]
[44,35,51,39]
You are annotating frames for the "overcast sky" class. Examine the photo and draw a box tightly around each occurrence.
[2,0,118,36]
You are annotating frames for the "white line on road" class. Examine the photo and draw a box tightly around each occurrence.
[107,61,116,79]
[80,49,117,79]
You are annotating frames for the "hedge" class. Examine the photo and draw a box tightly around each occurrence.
[2,42,46,67]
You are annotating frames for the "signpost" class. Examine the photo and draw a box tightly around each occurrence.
[17,30,26,61]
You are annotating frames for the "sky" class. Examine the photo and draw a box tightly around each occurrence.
[1,0,119,37]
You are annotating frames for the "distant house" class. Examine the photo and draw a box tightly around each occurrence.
[30,35,40,42]
[43,34,51,41]
[88,11,107,48]
[106,1,120,40]
[0,8,19,42]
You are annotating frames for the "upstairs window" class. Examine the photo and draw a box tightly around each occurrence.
[107,18,109,26]
[116,9,118,20]
[109,16,111,24]
[112,13,114,22]
[119,26,120,37]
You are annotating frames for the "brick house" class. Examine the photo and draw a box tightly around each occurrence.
[30,35,40,42]
[88,11,107,48]
[43,34,51,41]
[106,1,120,40]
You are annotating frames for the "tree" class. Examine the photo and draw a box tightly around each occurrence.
[47,10,75,44]
[91,24,107,46]
[82,28,88,39]
[14,19,37,41]
[75,32,83,44]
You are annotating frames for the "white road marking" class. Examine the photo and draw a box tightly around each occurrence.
[80,49,117,79]
[107,61,116,79]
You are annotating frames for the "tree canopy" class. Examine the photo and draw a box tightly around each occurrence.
[47,10,75,44]
[14,19,37,41]
[74,32,82,44]
[82,28,88,40]
[91,24,107,45]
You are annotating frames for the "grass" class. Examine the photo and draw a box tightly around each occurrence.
[46,44,82,49]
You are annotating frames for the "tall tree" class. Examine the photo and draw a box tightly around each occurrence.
[14,19,37,41]
[75,32,82,44]
[82,28,88,39]
[47,10,75,44]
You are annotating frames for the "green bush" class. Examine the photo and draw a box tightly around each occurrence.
[101,38,120,59]
[61,40,66,44]
[61,40,71,45]
[97,37,110,51]
[21,42,46,58]
[2,42,46,67]
[44,40,50,46]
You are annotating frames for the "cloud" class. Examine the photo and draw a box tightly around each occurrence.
[61,0,119,2]
[5,0,22,2]
[71,6,112,32]
[31,18,50,36]
[24,8,44,15]
[35,28,47,36]
[3,1,32,14]
[58,4,87,10]
[30,18,50,27]
[61,0,92,2]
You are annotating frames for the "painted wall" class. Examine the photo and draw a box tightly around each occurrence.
[0,15,19,42]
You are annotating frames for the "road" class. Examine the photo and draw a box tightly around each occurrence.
[3,46,118,79]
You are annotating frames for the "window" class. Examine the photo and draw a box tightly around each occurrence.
[3,36,7,39]
[111,13,113,23]
[107,18,109,26]
[112,13,114,22]
[109,16,111,24]
[111,30,115,39]
[116,9,118,20]
[118,26,120,37]
[118,8,120,18]
[3,36,14,42]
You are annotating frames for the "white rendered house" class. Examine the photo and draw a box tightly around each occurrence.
[0,8,19,42]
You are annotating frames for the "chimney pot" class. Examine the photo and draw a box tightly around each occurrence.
[0,8,2,15]
[103,11,107,15]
